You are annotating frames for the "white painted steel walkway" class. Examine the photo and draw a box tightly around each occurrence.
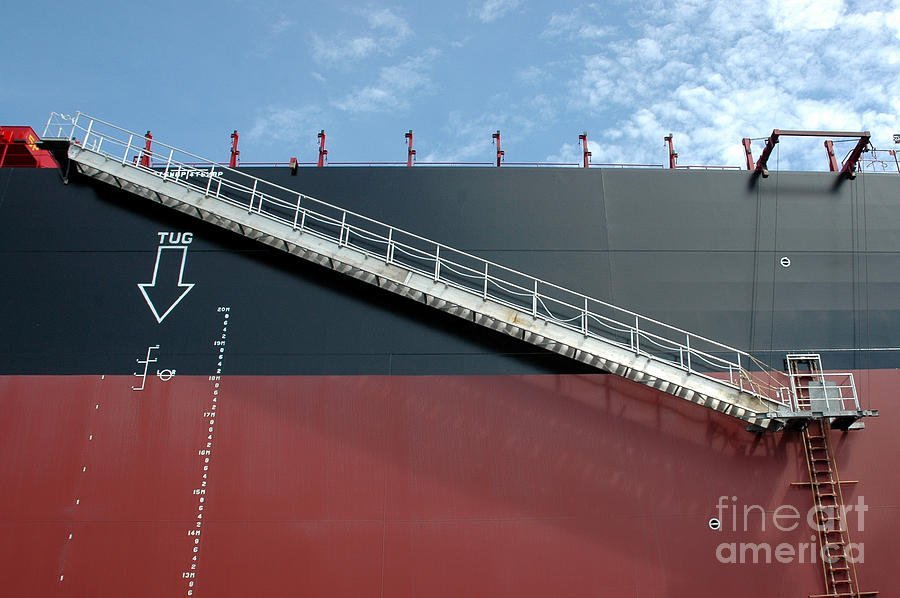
[46,112,877,431]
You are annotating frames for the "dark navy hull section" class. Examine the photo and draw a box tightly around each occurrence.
[2,167,898,377]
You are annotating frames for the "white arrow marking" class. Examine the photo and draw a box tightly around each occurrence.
[137,245,196,323]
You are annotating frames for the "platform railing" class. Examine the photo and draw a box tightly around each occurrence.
[858,149,900,174]
[791,373,860,413]
[43,112,80,139]
[53,111,794,409]
[782,374,860,412]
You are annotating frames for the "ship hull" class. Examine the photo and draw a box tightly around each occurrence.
[1,165,897,595]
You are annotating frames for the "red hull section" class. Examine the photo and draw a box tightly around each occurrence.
[1,372,895,596]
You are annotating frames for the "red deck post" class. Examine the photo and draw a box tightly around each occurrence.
[229,130,240,168]
[140,131,152,168]
[664,134,677,169]
[492,130,504,167]
[840,133,870,178]
[741,138,754,171]
[317,130,327,167]
[579,132,591,168]
[405,130,416,167]
[755,130,781,177]
[824,140,839,172]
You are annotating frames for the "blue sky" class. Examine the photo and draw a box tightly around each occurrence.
[3,0,899,170]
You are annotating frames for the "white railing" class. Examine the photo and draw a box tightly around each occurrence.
[43,112,79,139]
[858,148,900,174]
[789,373,860,413]
[50,111,794,409]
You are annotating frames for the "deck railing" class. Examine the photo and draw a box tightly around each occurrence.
[48,111,795,409]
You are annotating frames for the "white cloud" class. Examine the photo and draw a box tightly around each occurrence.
[633,38,663,62]
[559,0,900,170]
[517,65,546,85]
[543,8,612,41]
[517,62,571,86]
[312,36,378,63]
[334,50,439,113]
[420,103,546,164]
[248,106,324,145]
[528,95,557,123]
[420,110,504,163]
[270,16,296,36]
[767,0,843,31]
[253,14,298,57]
[365,7,411,37]
[474,0,522,23]
[311,7,411,64]
[545,138,602,166]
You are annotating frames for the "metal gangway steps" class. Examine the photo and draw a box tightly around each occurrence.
[46,112,877,431]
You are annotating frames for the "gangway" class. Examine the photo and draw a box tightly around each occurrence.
[46,113,877,431]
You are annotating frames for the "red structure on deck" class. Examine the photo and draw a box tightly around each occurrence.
[140,131,152,168]
[664,134,678,169]
[742,138,754,171]
[742,130,871,178]
[405,130,416,167]
[317,130,328,167]
[229,130,240,168]
[492,131,504,167]
[0,127,58,168]
[579,132,591,168]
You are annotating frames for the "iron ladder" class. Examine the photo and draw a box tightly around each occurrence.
[788,355,877,598]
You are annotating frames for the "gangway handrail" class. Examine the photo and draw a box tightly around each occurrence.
[51,111,793,409]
